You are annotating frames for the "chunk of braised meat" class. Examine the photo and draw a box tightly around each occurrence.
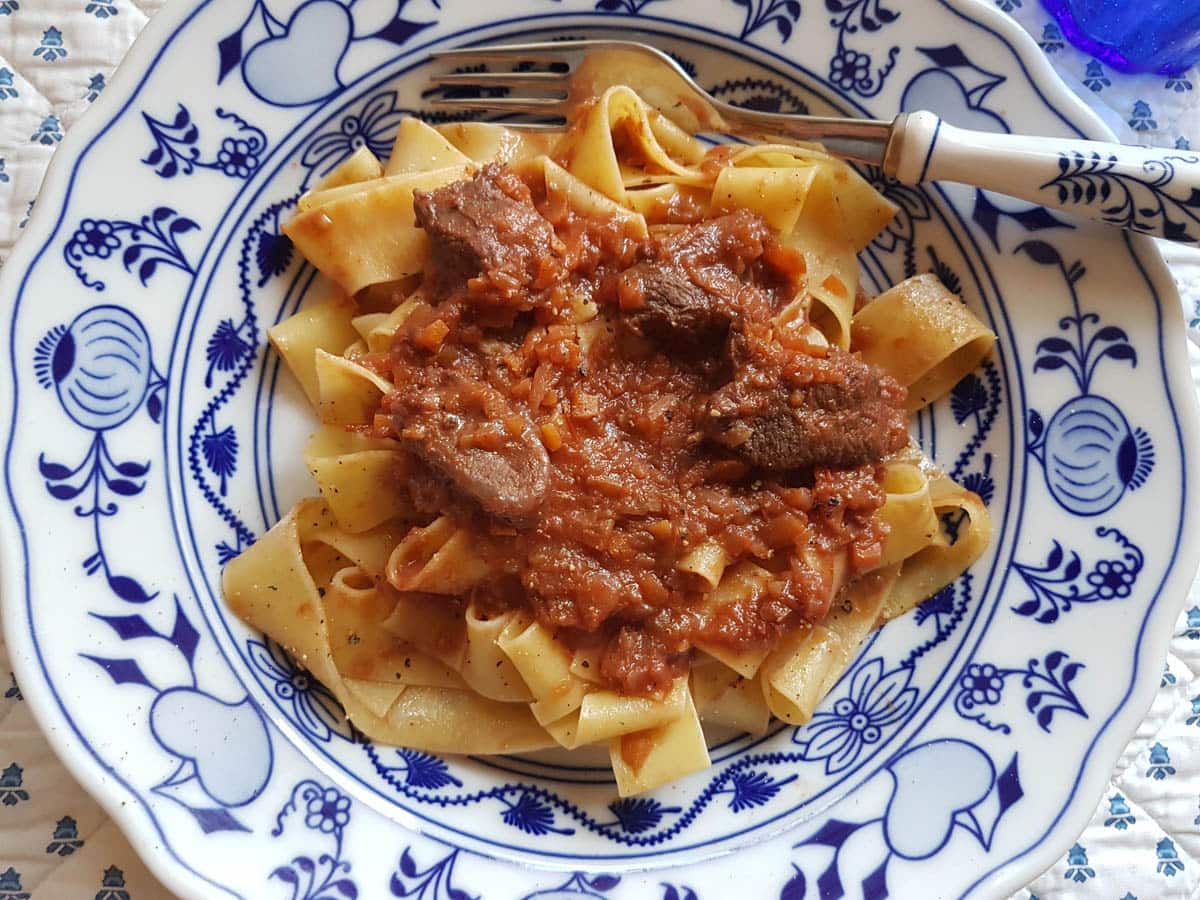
[619,264,733,353]
[704,348,909,471]
[616,210,800,354]
[412,163,560,298]
[385,368,549,524]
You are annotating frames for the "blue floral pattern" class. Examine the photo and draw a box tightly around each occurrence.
[3,1,1196,898]
[793,658,916,773]
[142,105,267,180]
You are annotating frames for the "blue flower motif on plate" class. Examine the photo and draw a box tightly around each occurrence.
[0,68,16,100]
[953,651,1086,734]
[142,105,268,180]
[63,207,200,291]
[1010,528,1144,623]
[792,657,916,773]
[247,638,353,743]
[271,780,357,899]
[825,0,900,98]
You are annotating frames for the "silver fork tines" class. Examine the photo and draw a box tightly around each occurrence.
[425,40,894,165]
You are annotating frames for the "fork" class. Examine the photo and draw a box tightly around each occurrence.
[430,39,1200,245]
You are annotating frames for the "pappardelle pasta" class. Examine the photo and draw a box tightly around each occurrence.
[224,86,995,796]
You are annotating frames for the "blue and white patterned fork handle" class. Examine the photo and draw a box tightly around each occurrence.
[889,110,1200,244]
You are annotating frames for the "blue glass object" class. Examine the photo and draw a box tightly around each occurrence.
[1042,0,1200,75]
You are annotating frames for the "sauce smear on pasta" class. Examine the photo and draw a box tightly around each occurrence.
[371,162,908,696]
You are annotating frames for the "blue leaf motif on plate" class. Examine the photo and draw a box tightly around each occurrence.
[204,318,255,388]
[793,658,916,773]
[520,872,620,898]
[953,652,1087,733]
[201,423,238,496]
[1012,526,1144,622]
[385,749,463,790]
[730,0,801,41]
[500,792,574,836]
[718,770,798,812]
[391,847,475,899]
[63,208,198,291]
[602,797,681,833]
[81,655,156,690]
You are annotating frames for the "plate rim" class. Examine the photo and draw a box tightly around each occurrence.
[1,1,1197,897]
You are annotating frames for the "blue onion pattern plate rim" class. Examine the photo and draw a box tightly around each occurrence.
[1,0,1199,898]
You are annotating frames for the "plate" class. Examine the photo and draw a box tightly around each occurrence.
[2,0,1198,897]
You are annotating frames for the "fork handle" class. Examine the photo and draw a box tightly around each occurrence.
[889,110,1200,244]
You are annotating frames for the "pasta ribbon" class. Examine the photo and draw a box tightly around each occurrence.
[609,688,710,796]
[852,274,996,410]
[460,605,534,703]
[436,121,557,165]
[301,146,384,209]
[223,500,549,752]
[268,295,360,405]
[759,567,899,724]
[878,461,939,568]
[691,658,771,735]
[556,86,706,203]
[313,349,394,426]
[304,426,409,533]
[882,474,992,622]
[284,165,471,294]
[385,516,495,596]
[386,118,471,176]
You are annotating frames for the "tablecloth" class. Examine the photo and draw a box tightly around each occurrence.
[2,1,1200,897]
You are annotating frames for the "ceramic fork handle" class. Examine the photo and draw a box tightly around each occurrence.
[889,110,1200,244]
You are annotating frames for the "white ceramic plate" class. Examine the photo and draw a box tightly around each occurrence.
[2,0,1198,897]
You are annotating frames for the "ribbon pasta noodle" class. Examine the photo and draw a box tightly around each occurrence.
[226,85,995,796]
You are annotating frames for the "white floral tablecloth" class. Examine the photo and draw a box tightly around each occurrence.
[2,1,1200,897]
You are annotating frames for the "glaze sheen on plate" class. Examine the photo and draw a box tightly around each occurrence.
[1,1,1197,898]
